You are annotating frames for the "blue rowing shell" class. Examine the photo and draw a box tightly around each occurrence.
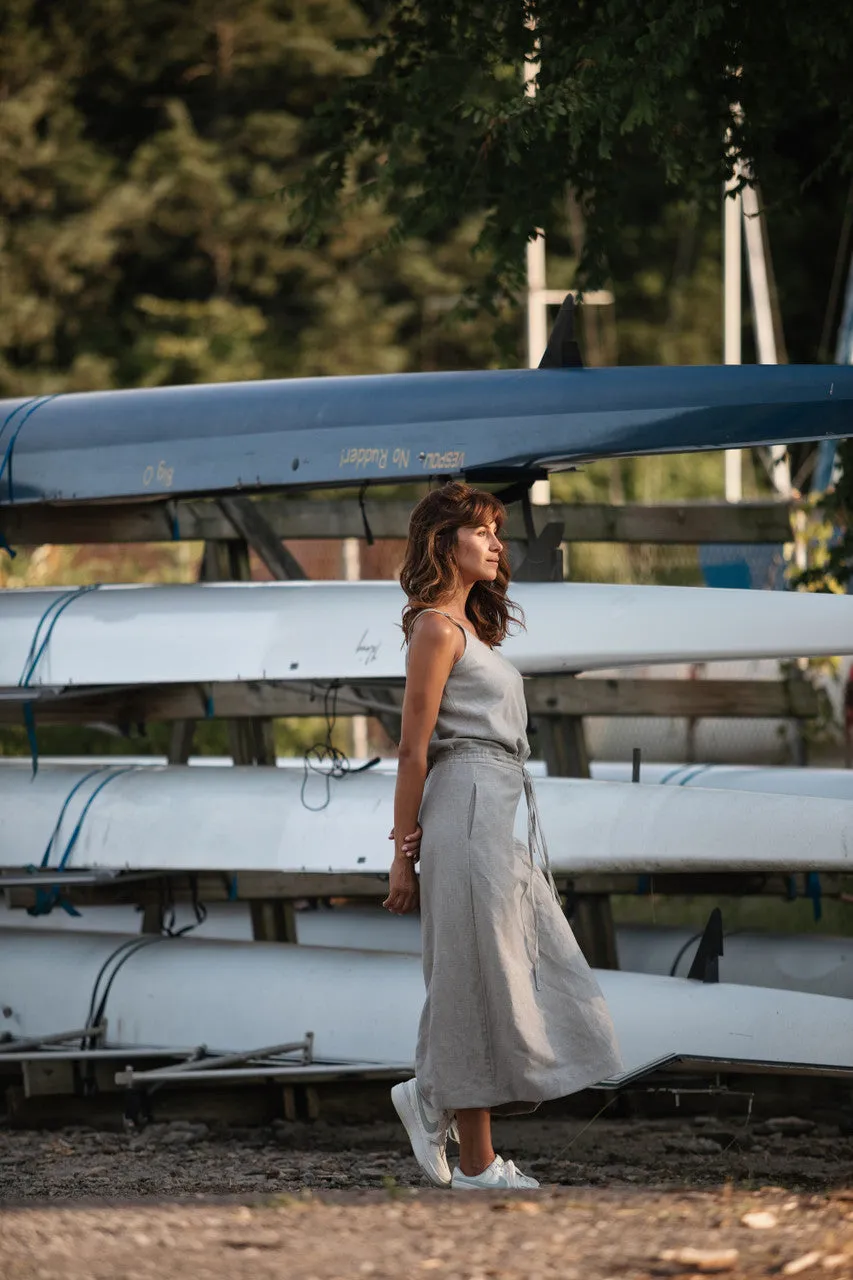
[0,365,850,505]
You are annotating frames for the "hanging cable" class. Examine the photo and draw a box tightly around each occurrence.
[357,482,375,545]
[81,935,169,1053]
[300,682,380,811]
[160,875,208,937]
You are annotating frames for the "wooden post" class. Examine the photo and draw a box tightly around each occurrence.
[140,903,162,934]
[249,899,298,943]
[513,485,619,970]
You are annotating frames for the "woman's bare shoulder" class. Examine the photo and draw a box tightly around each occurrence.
[407,610,464,661]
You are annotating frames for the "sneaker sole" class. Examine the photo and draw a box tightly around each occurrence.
[391,1082,451,1189]
[450,1177,541,1191]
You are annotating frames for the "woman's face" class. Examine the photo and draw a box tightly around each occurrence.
[453,518,503,584]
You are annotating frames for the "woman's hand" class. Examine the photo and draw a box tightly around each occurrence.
[388,823,423,862]
[383,857,420,914]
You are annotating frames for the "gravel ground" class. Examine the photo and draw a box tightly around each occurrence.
[1,1116,852,1278]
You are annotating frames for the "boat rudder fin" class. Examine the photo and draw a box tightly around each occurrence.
[686,907,724,984]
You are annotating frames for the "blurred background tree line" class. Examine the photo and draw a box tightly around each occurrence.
[1,0,851,760]
[3,0,850,423]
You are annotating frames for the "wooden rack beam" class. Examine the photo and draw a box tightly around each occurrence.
[0,676,819,728]
[1,497,795,546]
[3,870,846,911]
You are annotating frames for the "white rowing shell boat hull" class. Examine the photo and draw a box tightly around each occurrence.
[3,580,853,690]
[2,930,851,1077]
[5,754,852,800]
[3,901,845,998]
[3,900,850,1000]
[616,925,853,998]
[1,763,851,874]
[592,762,853,799]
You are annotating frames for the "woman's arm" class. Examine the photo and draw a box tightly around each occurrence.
[383,613,463,913]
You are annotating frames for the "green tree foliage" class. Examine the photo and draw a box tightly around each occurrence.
[300,0,853,294]
[298,0,853,579]
[1,0,850,595]
[0,0,512,400]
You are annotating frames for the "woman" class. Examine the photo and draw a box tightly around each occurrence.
[385,481,622,1191]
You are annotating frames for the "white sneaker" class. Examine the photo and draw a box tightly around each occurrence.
[391,1079,454,1188]
[451,1154,540,1191]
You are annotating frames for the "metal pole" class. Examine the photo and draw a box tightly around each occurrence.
[524,32,551,507]
[741,184,791,498]
[343,537,369,758]
[723,174,743,502]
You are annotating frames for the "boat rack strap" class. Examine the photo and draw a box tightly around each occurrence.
[15,582,102,775]
[0,395,60,516]
[28,765,137,916]
[83,935,170,1051]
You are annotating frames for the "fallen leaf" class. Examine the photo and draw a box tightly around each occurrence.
[783,1253,823,1275]
[741,1211,778,1230]
[490,1200,540,1214]
[658,1247,739,1273]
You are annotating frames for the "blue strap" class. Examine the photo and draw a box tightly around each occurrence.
[50,767,136,872]
[36,766,111,869]
[0,530,16,559]
[0,398,38,451]
[16,583,101,775]
[22,702,38,777]
[18,583,102,688]
[27,767,136,917]
[658,764,687,785]
[675,764,711,787]
[0,395,59,504]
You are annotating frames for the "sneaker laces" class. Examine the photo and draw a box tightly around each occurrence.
[499,1158,530,1187]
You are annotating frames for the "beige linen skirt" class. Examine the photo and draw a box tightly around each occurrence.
[415,741,623,1112]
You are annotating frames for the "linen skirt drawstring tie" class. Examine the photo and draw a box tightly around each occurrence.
[521,763,561,989]
[430,741,561,991]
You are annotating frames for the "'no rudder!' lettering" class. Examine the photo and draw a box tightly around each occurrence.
[338,446,465,472]
[339,446,409,471]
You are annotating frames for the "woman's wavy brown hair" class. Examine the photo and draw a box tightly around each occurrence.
[400,481,525,647]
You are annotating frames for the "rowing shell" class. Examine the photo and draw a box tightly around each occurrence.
[1,762,850,875]
[2,580,853,691]
[3,898,849,1001]
[2,929,851,1079]
[4,753,850,800]
[2,365,851,505]
[592,762,853,799]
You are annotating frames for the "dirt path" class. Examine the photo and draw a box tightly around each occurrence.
[1,1118,852,1278]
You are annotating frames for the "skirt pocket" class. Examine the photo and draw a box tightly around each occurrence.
[466,782,478,839]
